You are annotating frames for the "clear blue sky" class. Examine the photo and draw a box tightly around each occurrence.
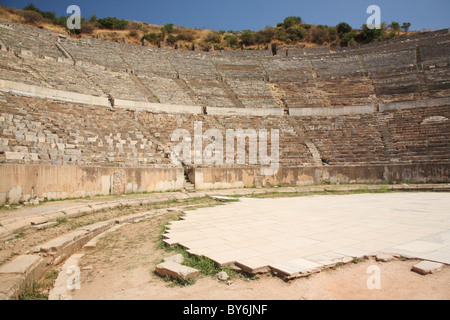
[1,0,449,31]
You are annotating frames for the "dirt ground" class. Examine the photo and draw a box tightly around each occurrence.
[71,213,450,301]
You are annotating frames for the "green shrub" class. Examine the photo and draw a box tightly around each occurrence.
[357,23,388,43]
[224,34,238,47]
[340,31,357,46]
[176,32,194,42]
[128,29,139,38]
[204,32,222,44]
[389,21,400,35]
[239,30,256,46]
[166,34,177,45]
[88,14,97,24]
[97,17,128,30]
[328,27,338,41]
[80,23,95,34]
[141,33,164,46]
[282,16,302,29]
[277,30,289,42]
[161,23,174,34]
[254,27,276,44]
[287,27,306,42]
[401,22,411,34]
[52,16,67,28]
[311,27,328,44]
[336,22,352,34]
[23,3,66,27]
[388,30,397,39]
[22,10,47,24]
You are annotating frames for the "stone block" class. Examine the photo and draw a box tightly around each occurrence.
[0,274,25,300]
[12,146,28,153]
[412,261,444,275]
[63,206,93,218]
[36,229,89,255]
[0,193,6,206]
[217,271,230,281]
[155,261,200,281]
[0,255,44,275]
[0,218,30,233]
[79,221,114,234]
[28,216,49,226]
[375,254,395,262]
[270,258,323,279]
[30,222,57,230]
[9,186,23,203]
[0,138,8,146]
[42,211,66,221]
[0,254,46,299]
[0,226,12,240]
[25,134,37,142]
[163,254,184,264]
[5,152,24,160]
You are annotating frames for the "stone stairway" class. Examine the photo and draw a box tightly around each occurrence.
[184,172,196,192]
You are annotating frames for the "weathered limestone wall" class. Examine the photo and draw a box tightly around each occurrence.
[193,163,450,190]
[0,164,184,204]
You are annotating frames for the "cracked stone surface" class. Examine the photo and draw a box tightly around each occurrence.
[164,193,450,277]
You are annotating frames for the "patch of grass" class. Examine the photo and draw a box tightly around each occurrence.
[156,273,197,287]
[399,256,410,261]
[55,217,67,226]
[45,268,59,280]
[241,273,260,282]
[0,252,20,266]
[332,262,345,270]
[352,257,363,264]
[19,266,61,300]
[19,282,48,300]
[163,244,237,279]
[15,232,25,239]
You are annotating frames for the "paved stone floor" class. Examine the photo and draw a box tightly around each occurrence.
[164,193,450,278]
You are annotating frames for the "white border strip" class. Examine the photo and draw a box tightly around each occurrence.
[289,105,375,116]
[0,79,109,106]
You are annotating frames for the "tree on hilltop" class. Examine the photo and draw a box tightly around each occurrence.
[282,16,302,29]
[389,21,401,35]
[161,23,174,35]
[401,22,411,34]
[336,22,352,35]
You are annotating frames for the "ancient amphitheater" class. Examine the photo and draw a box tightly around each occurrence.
[0,20,449,300]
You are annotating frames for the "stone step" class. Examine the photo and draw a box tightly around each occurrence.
[155,261,199,281]
[411,261,444,275]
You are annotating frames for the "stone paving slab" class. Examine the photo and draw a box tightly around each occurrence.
[164,193,450,276]
[412,261,444,275]
[270,258,324,279]
[0,255,44,275]
[0,255,46,299]
[0,274,25,300]
[155,261,200,281]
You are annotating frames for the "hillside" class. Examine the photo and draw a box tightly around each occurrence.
[0,4,418,51]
